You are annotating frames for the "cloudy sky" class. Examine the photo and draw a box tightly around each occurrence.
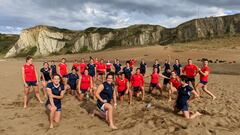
[0,0,239,34]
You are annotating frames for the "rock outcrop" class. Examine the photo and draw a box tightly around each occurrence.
[5,13,240,57]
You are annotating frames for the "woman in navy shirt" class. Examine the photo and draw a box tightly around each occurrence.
[174,75,201,119]
[46,74,66,128]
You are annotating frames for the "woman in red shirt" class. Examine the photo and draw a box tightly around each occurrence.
[21,56,43,108]
[115,72,130,104]
[58,58,68,85]
[78,69,93,101]
[196,60,216,100]
[146,67,169,95]
[130,68,145,101]
[96,59,106,82]
[169,71,181,101]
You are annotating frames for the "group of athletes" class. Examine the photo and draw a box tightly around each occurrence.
[22,55,216,129]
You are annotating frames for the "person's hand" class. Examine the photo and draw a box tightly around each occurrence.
[102,99,107,103]
[24,82,28,87]
[114,103,117,109]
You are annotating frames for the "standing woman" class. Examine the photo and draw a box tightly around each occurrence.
[87,58,97,84]
[50,60,57,77]
[78,69,93,100]
[173,59,182,76]
[58,58,68,85]
[66,67,79,95]
[46,74,66,128]
[113,59,122,75]
[40,61,52,97]
[22,56,43,108]
[153,59,161,74]
[115,72,130,104]
[123,62,133,82]
[130,68,145,101]
[94,73,117,129]
[96,59,106,82]
[139,59,147,76]
[106,60,112,74]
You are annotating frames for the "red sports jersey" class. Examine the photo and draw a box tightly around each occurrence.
[97,63,106,72]
[116,78,128,92]
[24,64,37,81]
[58,63,68,76]
[182,64,198,78]
[106,63,112,69]
[170,77,181,89]
[129,59,136,67]
[72,63,79,70]
[151,73,160,84]
[79,63,87,73]
[80,75,91,90]
[94,60,99,66]
[131,74,144,87]
[200,66,210,82]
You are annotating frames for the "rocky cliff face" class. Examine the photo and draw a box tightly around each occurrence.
[5,13,240,57]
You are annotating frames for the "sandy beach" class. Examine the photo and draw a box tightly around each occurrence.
[0,44,240,135]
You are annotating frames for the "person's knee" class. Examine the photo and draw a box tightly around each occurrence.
[50,106,57,112]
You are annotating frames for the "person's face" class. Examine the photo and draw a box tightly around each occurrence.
[106,75,113,83]
[100,60,103,63]
[62,59,66,63]
[28,58,33,64]
[126,63,129,67]
[81,59,85,63]
[188,59,192,64]
[175,59,179,64]
[90,59,94,63]
[72,69,76,74]
[44,63,48,68]
[84,70,89,75]
[203,61,208,66]
[120,74,125,79]
[154,68,158,73]
[136,69,140,74]
[155,60,158,64]
[52,76,60,85]
[171,72,176,78]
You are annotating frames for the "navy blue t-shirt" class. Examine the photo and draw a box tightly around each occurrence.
[153,64,161,73]
[87,63,96,75]
[40,67,51,81]
[123,67,132,80]
[67,73,79,85]
[140,63,147,71]
[164,63,171,72]
[50,65,57,75]
[176,85,193,105]
[173,64,182,76]
[46,82,64,108]
[113,63,121,73]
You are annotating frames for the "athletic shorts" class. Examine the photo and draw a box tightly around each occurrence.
[150,83,158,88]
[133,86,141,93]
[45,103,61,112]
[80,89,88,94]
[69,83,77,90]
[96,101,106,112]
[118,90,126,97]
[175,102,188,111]
[26,81,37,87]
[89,72,95,77]
[140,70,146,75]
[200,80,208,85]
[106,69,111,73]
[163,79,170,85]
[63,75,68,78]
[187,77,195,82]
[97,71,105,75]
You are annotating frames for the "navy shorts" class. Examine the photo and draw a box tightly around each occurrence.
[26,81,37,87]
[98,71,105,75]
[200,80,208,85]
[175,103,188,111]
[69,83,77,90]
[150,83,158,88]
[118,90,126,97]
[63,75,68,78]
[187,77,195,82]
[80,89,88,94]
[45,103,61,112]
[163,79,170,85]
[133,86,141,93]
[89,72,95,77]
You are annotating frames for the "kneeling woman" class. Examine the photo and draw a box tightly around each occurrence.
[94,73,117,129]
[78,69,93,100]
[174,75,201,119]
[46,74,66,128]
[115,72,130,104]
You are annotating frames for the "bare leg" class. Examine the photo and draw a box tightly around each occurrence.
[33,86,43,103]
[202,85,216,100]
[54,111,61,123]
[141,87,145,101]
[129,90,133,104]
[23,87,30,108]
[104,103,117,129]
[48,105,57,128]
[195,83,202,96]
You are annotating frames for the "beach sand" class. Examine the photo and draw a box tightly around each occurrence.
[0,44,240,135]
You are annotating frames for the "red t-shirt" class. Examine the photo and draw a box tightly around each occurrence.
[97,63,106,72]
[131,74,144,87]
[170,77,181,89]
[58,63,68,76]
[80,75,91,90]
[182,64,198,78]
[79,63,87,73]
[94,60,99,66]
[116,77,128,92]
[129,60,136,68]
[106,63,112,70]
[200,66,210,82]
[151,73,160,84]
[23,64,37,81]
[72,63,79,70]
